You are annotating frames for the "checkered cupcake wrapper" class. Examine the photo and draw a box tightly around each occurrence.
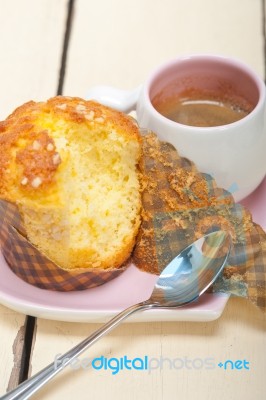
[0,200,126,291]
[133,132,266,313]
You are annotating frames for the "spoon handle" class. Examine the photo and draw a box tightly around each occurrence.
[0,302,152,400]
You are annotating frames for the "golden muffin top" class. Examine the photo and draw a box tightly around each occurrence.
[0,96,141,205]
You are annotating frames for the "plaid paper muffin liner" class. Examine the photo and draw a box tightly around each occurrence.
[0,200,126,291]
[133,132,266,313]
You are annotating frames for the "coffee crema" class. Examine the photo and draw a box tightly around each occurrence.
[153,89,254,127]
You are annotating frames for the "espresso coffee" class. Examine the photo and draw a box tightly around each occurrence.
[153,89,254,127]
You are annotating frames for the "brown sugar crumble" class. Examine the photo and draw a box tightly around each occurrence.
[16,131,61,189]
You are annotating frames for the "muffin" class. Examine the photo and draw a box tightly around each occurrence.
[0,96,142,271]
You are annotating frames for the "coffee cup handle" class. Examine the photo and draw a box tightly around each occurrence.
[86,85,142,113]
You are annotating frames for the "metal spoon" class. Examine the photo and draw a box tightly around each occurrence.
[1,230,230,400]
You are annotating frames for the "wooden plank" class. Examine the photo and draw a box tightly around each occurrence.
[0,0,67,120]
[30,298,266,400]
[64,0,264,96]
[29,0,266,399]
[0,305,26,392]
[0,0,67,393]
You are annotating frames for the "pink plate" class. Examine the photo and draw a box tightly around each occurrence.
[0,178,265,323]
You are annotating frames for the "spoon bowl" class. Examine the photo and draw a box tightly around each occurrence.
[1,230,230,400]
[151,230,231,306]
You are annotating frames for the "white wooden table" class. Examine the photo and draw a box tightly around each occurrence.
[0,1,265,399]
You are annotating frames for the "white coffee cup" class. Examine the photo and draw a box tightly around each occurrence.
[86,55,266,201]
